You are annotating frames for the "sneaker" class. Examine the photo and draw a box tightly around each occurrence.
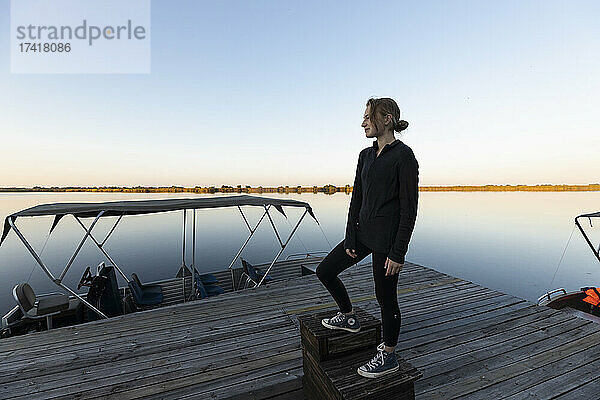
[321,311,361,333]
[357,343,400,378]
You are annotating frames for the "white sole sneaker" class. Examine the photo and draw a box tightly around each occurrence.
[321,319,361,333]
[357,364,399,378]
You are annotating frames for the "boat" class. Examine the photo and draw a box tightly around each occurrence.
[537,211,600,320]
[0,195,328,338]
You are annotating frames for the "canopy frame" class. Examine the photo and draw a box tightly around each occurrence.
[576,213,600,263]
[223,204,309,289]
[74,215,129,282]
[255,207,309,288]
[3,196,319,319]
[226,205,271,290]
[8,215,109,319]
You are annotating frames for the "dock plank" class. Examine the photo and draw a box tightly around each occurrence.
[473,341,600,399]
[416,320,600,399]
[2,260,599,400]
[3,326,300,397]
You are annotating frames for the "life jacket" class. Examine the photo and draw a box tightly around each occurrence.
[582,287,600,306]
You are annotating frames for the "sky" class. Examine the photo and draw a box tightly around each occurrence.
[0,0,599,187]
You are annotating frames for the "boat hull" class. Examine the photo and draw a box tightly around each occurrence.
[538,288,600,317]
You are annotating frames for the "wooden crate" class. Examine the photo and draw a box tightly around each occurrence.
[299,307,381,362]
[299,307,422,400]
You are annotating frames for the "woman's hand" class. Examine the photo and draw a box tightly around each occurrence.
[385,258,403,276]
[346,249,357,258]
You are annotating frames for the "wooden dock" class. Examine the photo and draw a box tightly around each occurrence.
[1,261,600,399]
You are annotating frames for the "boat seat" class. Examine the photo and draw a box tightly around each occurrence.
[12,283,70,329]
[193,272,224,299]
[128,274,163,306]
[36,294,70,315]
[202,274,225,297]
[239,259,273,289]
[131,273,163,294]
[199,273,219,285]
[205,285,225,296]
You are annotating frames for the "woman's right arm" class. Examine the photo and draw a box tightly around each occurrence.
[344,151,364,251]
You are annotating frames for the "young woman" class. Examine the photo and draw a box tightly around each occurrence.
[315,97,419,378]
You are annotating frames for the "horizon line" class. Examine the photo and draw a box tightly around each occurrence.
[0,183,599,193]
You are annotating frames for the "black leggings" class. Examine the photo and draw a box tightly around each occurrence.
[315,239,401,347]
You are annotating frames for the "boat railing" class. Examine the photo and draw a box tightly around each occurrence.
[284,251,329,261]
[536,288,567,305]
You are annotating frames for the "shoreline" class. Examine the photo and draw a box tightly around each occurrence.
[0,184,599,194]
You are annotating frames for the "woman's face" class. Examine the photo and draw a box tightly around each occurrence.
[361,106,377,138]
[362,105,392,137]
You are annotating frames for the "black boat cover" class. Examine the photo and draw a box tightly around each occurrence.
[578,211,600,219]
[1,195,317,245]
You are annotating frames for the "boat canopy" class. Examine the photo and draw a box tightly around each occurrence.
[0,194,322,319]
[1,195,317,245]
[576,211,600,264]
[578,211,600,219]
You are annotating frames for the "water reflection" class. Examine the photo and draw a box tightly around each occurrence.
[0,191,599,315]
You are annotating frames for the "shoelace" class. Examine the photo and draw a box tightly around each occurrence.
[363,343,387,371]
[329,311,345,323]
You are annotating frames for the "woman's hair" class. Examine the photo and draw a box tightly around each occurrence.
[366,97,409,133]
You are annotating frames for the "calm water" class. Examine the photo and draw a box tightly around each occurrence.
[0,191,599,315]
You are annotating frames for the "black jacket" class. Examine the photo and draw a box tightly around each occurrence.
[344,139,419,264]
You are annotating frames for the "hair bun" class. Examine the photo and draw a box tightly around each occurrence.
[395,119,409,132]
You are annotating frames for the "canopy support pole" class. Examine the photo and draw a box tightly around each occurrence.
[8,217,108,319]
[255,208,308,288]
[190,209,197,301]
[74,216,129,282]
[576,216,600,263]
[101,214,123,246]
[181,209,188,302]
[228,205,270,291]
[58,212,105,283]
[265,207,284,247]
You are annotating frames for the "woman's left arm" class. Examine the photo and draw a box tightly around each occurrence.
[387,152,419,272]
